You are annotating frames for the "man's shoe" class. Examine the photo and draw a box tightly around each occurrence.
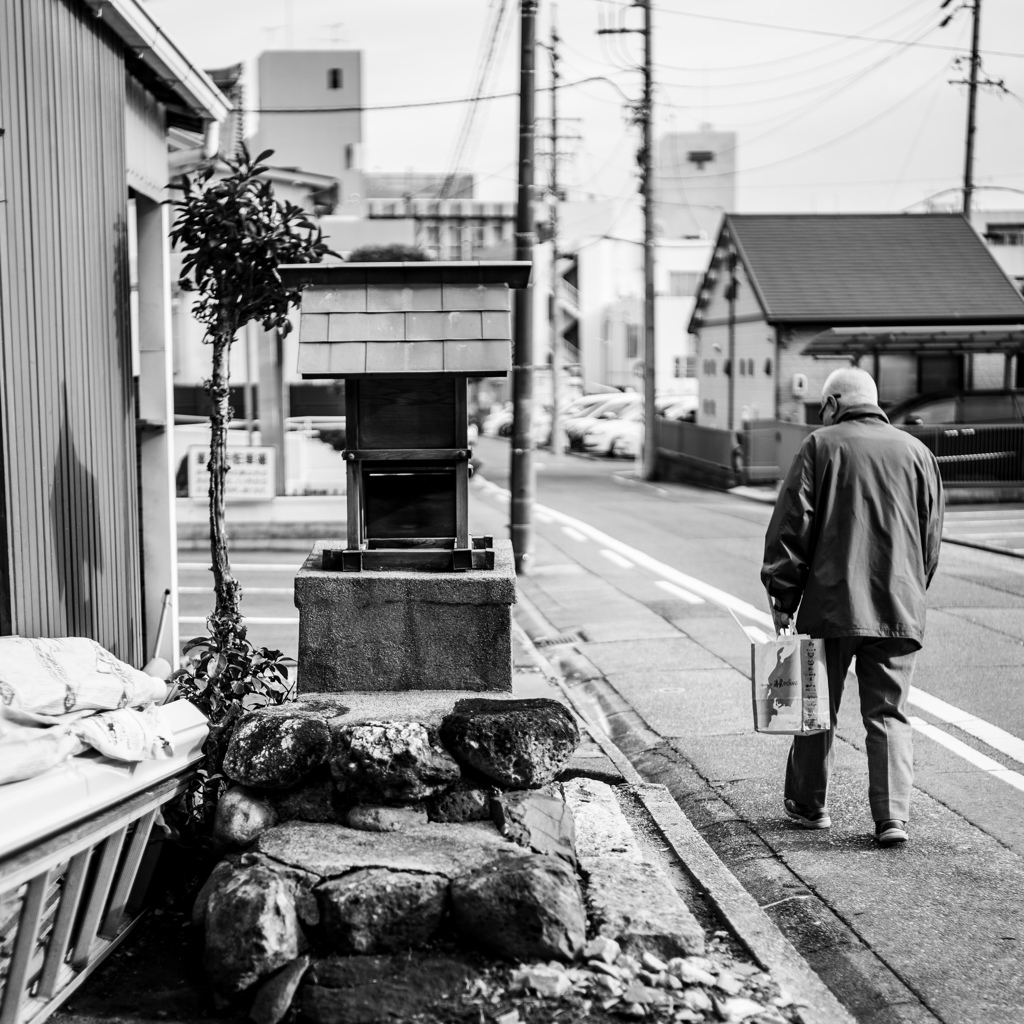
[784,798,831,829]
[875,819,908,845]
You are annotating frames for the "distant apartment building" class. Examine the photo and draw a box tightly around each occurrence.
[251,50,364,204]
[973,210,1024,292]
[364,172,474,201]
[655,126,737,241]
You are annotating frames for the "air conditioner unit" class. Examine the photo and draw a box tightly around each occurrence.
[791,373,808,397]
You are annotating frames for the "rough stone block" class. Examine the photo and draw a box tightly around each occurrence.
[295,540,516,693]
[492,785,577,866]
[302,286,367,314]
[442,284,509,311]
[450,855,586,962]
[254,819,528,880]
[443,311,483,339]
[563,778,642,861]
[300,314,329,341]
[327,343,366,375]
[318,869,447,954]
[444,340,510,373]
[481,311,512,339]
[581,856,705,960]
[405,311,446,341]
[297,343,332,374]
[366,341,443,373]
[368,282,442,312]
[328,312,405,342]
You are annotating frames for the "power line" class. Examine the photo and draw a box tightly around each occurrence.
[649,5,1024,59]
[242,74,617,114]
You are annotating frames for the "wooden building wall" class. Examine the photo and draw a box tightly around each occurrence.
[0,0,143,662]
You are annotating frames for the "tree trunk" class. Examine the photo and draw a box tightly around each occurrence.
[207,323,242,641]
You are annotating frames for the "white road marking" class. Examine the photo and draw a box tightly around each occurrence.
[477,478,1024,793]
[910,718,1024,793]
[179,586,292,595]
[600,549,635,569]
[655,580,705,605]
[561,526,588,542]
[179,616,298,626]
[179,562,298,572]
[946,536,1024,544]
[535,510,554,524]
[910,687,1024,766]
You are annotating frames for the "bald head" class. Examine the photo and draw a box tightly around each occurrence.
[822,367,877,408]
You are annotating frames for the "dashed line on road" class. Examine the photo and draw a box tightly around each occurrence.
[561,525,588,542]
[600,549,635,569]
[477,479,1024,796]
[655,580,705,605]
[535,510,554,524]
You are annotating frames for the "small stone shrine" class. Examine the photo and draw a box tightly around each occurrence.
[278,260,530,693]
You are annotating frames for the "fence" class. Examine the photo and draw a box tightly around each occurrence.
[654,418,743,490]
[655,417,1024,490]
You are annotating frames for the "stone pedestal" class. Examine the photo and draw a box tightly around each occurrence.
[295,540,515,693]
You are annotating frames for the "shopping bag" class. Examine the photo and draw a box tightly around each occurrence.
[749,631,830,735]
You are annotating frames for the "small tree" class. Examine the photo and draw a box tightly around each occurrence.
[171,146,334,640]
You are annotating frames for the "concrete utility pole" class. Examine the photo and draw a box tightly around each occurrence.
[962,0,982,217]
[546,14,565,457]
[509,0,538,575]
[599,0,656,480]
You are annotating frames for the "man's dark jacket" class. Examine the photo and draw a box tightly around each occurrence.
[761,403,944,644]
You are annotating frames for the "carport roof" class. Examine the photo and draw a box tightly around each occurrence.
[709,213,1024,326]
[804,324,1024,357]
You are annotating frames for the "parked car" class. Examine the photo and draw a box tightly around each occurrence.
[566,393,641,450]
[582,403,643,457]
[659,395,698,422]
[885,389,1024,426]
[481,403,514,436]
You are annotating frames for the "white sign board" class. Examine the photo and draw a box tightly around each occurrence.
[187,446,276,501]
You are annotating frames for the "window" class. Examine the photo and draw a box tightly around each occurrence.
[959,394,1022,423]
[985,223,1024,246]
[626,323,640,360]
[738,360,746,377]
[702,398,717,415]
[328,68,343,89]
[673,357,683,378]
[668,271,700,296]
[685,355,697,378]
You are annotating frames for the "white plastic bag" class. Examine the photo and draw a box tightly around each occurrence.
[750,631,829,735]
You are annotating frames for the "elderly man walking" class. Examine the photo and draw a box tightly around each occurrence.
[761,367,944,845]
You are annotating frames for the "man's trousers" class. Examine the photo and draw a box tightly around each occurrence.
[784,636,919,822]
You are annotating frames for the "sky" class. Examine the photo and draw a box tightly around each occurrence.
[146,0,1024,216]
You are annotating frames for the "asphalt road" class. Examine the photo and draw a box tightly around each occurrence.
[469,437,1024,1024]
[177,438,1024,1022]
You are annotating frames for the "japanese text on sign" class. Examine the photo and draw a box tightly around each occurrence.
[187,446,276,501]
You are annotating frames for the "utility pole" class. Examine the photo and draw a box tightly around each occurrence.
[545,14,565,457]
[962,0,982,217]
[598,0,656,480]
[509,0,537,575]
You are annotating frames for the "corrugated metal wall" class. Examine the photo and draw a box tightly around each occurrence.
[0,0,143,663]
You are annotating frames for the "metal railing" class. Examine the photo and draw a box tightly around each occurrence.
[903,424,1024,485]
[655,417,1024,489]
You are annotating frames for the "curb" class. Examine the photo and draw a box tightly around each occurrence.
[941,534,1024,560]
[513,597,859,1024]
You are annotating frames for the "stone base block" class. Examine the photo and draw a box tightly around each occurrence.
[295,540,515,693]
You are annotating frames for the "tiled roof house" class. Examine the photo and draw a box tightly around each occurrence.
[687,214,1024,426]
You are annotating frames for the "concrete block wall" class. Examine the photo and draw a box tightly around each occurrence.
[297,271,512,376]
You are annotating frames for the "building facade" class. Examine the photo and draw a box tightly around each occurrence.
[0,0,228,663]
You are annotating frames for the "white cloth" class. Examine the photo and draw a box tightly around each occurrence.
[0,637,174,785]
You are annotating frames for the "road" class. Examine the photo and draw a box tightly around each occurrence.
[470,437,1024,1024]
[177,437,1024,1023]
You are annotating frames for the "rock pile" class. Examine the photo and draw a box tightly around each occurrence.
[193,693,721,1023]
